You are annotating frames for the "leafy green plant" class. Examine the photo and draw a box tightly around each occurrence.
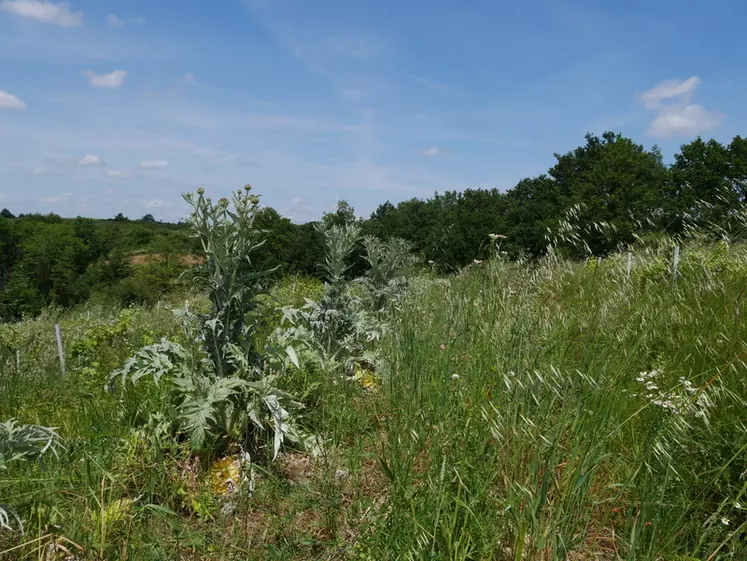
[359,235,420,313]
[315,221,362,285]
[109,186,310,458]
[70,308,135,362]
[287,222,378,375]
[0,419,61,531]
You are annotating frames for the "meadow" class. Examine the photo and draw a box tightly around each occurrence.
[1,187,746,560]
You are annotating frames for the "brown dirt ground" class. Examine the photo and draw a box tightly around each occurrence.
[129,253,204,266]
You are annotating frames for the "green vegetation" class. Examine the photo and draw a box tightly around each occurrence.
[3,132,747,322]
[1,130,747,559]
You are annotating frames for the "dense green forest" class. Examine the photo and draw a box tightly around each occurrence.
[2,131,746,321]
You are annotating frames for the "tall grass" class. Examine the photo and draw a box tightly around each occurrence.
[368,245,747,559]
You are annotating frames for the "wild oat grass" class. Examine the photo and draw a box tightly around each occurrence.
[367,244,747,560]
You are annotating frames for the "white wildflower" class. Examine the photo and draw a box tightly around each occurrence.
[735,502,742,510]
[451,373,460,380]
[721,517,730,526]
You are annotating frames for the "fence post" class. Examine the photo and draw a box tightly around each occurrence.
[672,245,680,286]
[87,310,90,320]
[597,256,602,267]
[16,349,20,372]
[54,324,66,376]
[184,300,190,314]
[626,252,633,281]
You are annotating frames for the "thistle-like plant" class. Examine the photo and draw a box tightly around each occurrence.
[110,186,309,458]
[360,235,420,312]
[0,419,61,531]
[289,224,401,376]
[185,186,273,377]
[315,221,362,285]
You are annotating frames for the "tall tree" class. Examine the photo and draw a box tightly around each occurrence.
[671,136,747,233]
[549,132,670,255]
[504,176,560,256]
[322,200,357,228]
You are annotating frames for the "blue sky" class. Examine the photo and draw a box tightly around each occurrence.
[1,0,745,222]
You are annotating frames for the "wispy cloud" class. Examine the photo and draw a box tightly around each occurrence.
[244,2,392,103]
[78,153,101,166]
[140,159,168,170]
[422,146,441,157]
[0,90,26,110]
[105,168,132,179]
[0,0,82,27]
[325,31,392,60]
[105,13,124,29]
[412,76,469,100]
[40,196,59,204]
[640,76,722,137]
[183,73,195,85]
[83,70,127,89]
[141,199,171,208]
[640,76,702,109]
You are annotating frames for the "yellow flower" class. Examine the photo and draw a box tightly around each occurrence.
[210,456,241,495]
[354,363,379,392]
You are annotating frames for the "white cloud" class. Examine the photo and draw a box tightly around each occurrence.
[647,104,723,138]
[422,146,440,157]
[132,16,145,24]
[140,159,168,170]
[142,199,171,208]
[640,76,722,138]
[0,0,82,27]
[640,77,701,109]
[105,13,124,29]
[105,168,131,179]
[289,196,304,207]
[40,196,59,204]
[83,70,127,89]
[31,167,44,176]
[183,73,196,84]
[78,153,101,166]
[0,90,26,110]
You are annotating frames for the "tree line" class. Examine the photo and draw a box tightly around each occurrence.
[1,131,746,321]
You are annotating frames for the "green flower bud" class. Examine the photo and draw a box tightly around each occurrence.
[196,187,205,196]
[244,184,252,192]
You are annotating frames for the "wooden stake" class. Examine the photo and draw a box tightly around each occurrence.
[626,252,632,281]
[55,324,66,376]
